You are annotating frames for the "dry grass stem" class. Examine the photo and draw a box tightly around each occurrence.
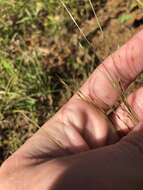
[77,90,105,114]
[60,0,139,131]
[88,0,104,39]
[60,0,93,48]
[13,110,40,129]
[58,77,72,95]
[136,0,143,7]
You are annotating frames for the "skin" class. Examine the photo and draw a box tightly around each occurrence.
[1,30,143,190]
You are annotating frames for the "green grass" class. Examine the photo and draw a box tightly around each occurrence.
[0,0,99,163]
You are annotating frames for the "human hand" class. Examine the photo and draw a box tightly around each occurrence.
[1,30,143,190]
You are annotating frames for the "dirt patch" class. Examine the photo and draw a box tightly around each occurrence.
[85,0,143,59]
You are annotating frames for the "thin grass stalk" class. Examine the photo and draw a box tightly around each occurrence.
[88,0,104,39]
[13,110,40,129]
[60,0,93,48]
[60,0,139,129]
[136,0,143,7]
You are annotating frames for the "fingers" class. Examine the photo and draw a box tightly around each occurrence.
[79,30,143,110]
[44,30,143,153]
[111,87,143,136]
[63,124,90,153]
[8,30,143,161]
[56,30,143,148]
[24,98,116,161]
[16,117,90,161]
[60,99,114,148]
[23,98,117,161]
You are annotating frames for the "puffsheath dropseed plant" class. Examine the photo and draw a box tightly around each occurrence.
[60,0,139,133]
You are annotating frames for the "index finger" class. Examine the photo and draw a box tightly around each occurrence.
[79,30,143,110]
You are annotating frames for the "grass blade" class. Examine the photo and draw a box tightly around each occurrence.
[88,0,104,38]
[60,0,93,48]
